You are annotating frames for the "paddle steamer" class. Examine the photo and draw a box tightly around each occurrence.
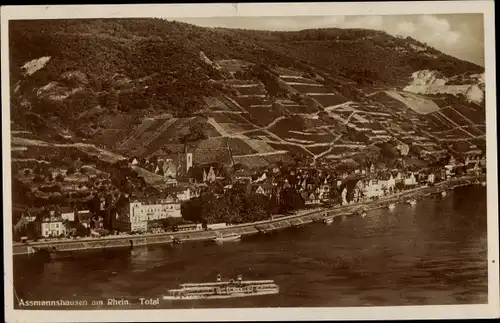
[163,274,279,300]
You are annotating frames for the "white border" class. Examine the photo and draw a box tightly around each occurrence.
[2,2,498,322]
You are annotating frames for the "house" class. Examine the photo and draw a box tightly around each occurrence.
[112,196,182,233]
[162,159,177,179]
[59,206,76,222]
[447,155,458,167]
[166,185,198,202]
[465,155,486,167]
[22,208,39,222]
[363,179,383,199]
[378,173,396,192]
[91,215,104,230]
[318,182,330,200]
[404,173,417,186]
[428,173,436,184]
[305,192,321,205]
[34,215,66,238]
[466,162,482,175]
[234,168,253,182]
[254,182,274,197]
[206,166,216,183]
[340,187,348,205]
[77,209,93,228]
[253,172,267,183]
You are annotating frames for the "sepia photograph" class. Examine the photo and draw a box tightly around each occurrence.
[2,2,498,322]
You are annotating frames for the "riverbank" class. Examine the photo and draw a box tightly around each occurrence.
[12,175,485,256]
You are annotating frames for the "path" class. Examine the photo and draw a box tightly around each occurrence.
[314,134,343,159]
[233,150,288,158]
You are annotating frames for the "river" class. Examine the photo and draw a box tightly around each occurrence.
[13,185,488,309]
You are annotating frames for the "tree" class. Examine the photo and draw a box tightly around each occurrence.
[66,166,76,176]
[280,187,305,213]
[33,175,44,183]
[266,194,280,216]
[181,123,208,144]
[181,197,203,224]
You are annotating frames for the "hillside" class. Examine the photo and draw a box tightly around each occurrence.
[10,18,485,170]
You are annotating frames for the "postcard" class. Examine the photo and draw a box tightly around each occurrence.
[2,1,498,322]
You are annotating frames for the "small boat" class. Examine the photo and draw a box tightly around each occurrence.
[213,232,241,243]
[360,211,367,218]
[163,274,279,300]
[313,217,325,223]
[407,199,417,206]
[171,236,182,245]
[387,203,396,210]
[481,181,486,187]
[441,191,447,197]
[323,217,334,225]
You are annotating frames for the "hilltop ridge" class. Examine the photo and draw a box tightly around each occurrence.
[10,18,485,171]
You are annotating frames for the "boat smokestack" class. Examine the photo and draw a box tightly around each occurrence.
[217,274,221,282]
[237,274,242,282]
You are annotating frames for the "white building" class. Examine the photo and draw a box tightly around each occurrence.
[175,187,198,201]
[59,207,76,222]
[114,197,182,233]
[363,179,383,199]
[404,173,418,186]
[428,173,436,184]
[379,174,396,191]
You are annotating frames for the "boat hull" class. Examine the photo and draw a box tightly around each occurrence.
[213,237,241,242]
[163,289,279,300]
[213,234,241,242]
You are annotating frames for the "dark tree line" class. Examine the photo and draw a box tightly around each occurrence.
[181,185,304,225]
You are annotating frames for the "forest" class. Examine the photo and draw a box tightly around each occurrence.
[181,184,305,225]
[10,18,483,134]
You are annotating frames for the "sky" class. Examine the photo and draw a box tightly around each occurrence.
[176,14,484,66]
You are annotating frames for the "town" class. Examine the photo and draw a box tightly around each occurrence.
[12,145,485,242]
[9,21,487,245]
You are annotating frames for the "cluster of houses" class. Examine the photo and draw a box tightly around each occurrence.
[13,205,94,240]
[14,144,486,240]
[13,183,199,239]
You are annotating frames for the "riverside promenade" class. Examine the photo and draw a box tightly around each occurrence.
[12,175,484,256]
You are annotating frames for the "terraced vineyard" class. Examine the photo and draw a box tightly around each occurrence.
[10,18,486,171]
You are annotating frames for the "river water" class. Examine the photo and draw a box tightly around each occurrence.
[13,185,488,309]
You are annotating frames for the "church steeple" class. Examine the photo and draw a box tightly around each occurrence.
[225,137,235,167]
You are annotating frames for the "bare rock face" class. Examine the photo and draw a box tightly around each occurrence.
[199,51,213,66]
[21,56,51,76]
[199,51,221,70]
[406,69,447,88]
[60,71,89,86]
[404,69,485,105]
[465,84,484,105]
